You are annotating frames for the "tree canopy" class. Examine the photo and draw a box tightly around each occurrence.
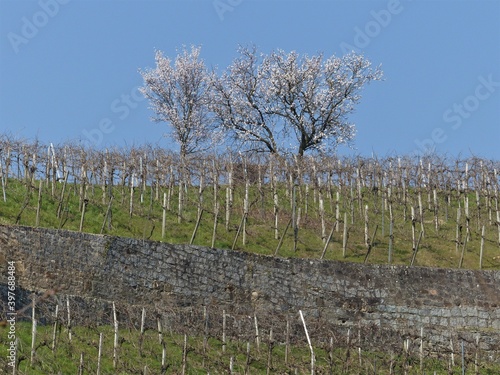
[139,46,215,158]
[140,45,383,159]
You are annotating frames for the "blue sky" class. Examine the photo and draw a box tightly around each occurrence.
[1,0,499,159]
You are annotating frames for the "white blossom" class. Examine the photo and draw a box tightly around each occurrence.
[211,46,383,157]
[141,45,383,159]
[139,46,215,158]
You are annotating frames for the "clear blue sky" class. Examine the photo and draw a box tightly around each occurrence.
[1,0,499,159]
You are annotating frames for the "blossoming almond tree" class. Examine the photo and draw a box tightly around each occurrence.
[210,45,279,155]
[211,46,383,158]
[139,46,215,159]
[265,49,383,157]
[140,46,217,223]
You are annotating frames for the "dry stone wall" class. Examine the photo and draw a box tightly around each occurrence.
[1,224,499,359]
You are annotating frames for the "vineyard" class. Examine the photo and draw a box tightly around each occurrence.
[1,134,500,373]
[3,300,500,375]
[0,135,499,269]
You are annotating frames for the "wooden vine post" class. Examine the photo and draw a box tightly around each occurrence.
[113,302,119,369]
[292,183,298,251]
[226,157,234,231]
[320,221,337,260]
[35,180,43,227]
[364,205,369,248]
[319,182,326,243]
[243,173,249,246]
[162,192,167,239]
[299,310,315,375]
[456,205,462,253]
[211,202,219,248]
[342,212,348,258]
[178,165,184,224]
[479,225,485,269]
[30,295,37,366]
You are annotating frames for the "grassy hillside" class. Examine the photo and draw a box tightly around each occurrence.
[1,174,499,270]
[1,151,500,373]
[2,321,499,374]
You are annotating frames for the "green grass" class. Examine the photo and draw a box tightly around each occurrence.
[1,177,499,270]
[2,322,499,374]
[2,178,500,372]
